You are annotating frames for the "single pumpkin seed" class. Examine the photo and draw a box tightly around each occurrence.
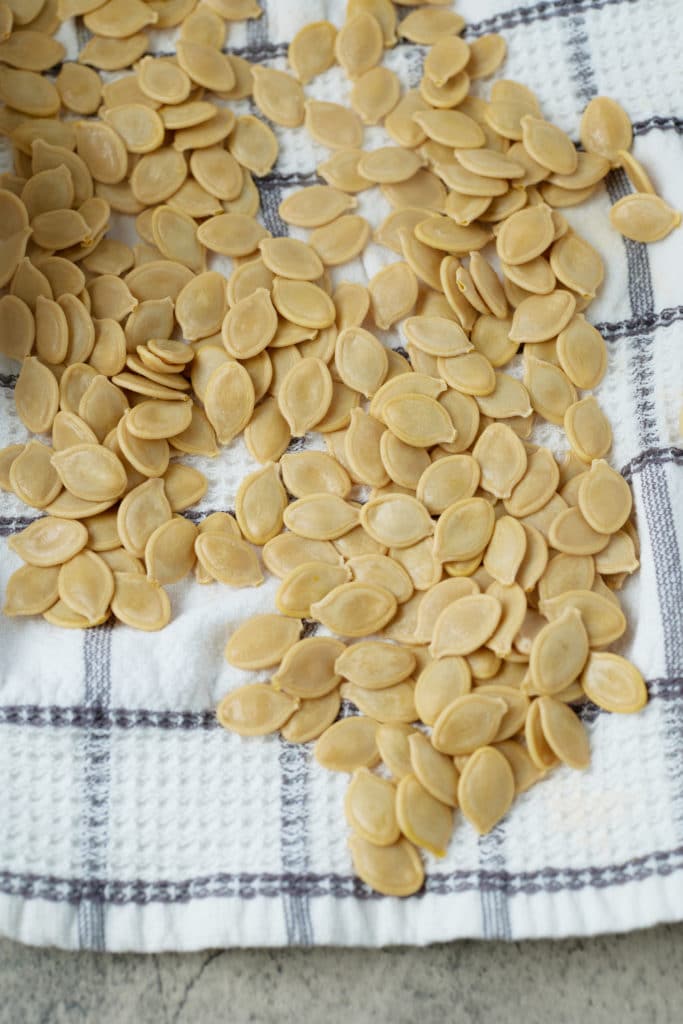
[580,96,632,164]
[217,683,297,736]
[311,581,397,637]
[58,549,114,622]
[278,357,333,436]
[225,614,301,670]
[537,696,590,770]
[194,532,263,588]
[581,652,647,713]
[564,396,612,462]
[430,594,503,659]
[521,115,578,175]
[305,99,364,150]
[529,607,589,695]
[457,745,515,833]
[204,360,255,445]
[227,114,278,176]
[336,641,415,689]
[432,692,506,754]
[315,716,380,773]
[349,834,424,897]
[610,192,681,243]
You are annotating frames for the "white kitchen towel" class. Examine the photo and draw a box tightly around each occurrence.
[1,0,682,951]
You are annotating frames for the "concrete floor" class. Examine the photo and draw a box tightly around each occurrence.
[0,924,680,1024]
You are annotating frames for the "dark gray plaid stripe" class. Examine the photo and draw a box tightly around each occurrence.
[1,838,682,905]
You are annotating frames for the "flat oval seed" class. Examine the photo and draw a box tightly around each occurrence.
[145,516,197,585]
[288,20,337,83]
[565,396,612,463]
[483,516,527,586]
[217,683,297,737]
[550,233,604,298]
[549,506,611,555]
[348,835,424,897]
[457,746,515,833]
[430,595,502,659]
[369,261,418,330]
[259,237,322,281]
[581,652,647,713]
[617,149,656,194]
[204,361,255,445]
[580,96,632,163]
[221,288,277,359]
[125,399,192,441]
[345,769,399,847]
[279,185,356,228]
[284,494,359,541]
[540,588,626,647]
[273,636,345,698]
[226,614,302,670]
[509,290,576,343]
[414,657,472,726]
[360,494,433,549]
[109,469,163,543]
[194,533,263,588]
[521,115,577,175]
[409,733,459,808]
[384,394,456,448]
[0,294,34,361]
[272,279,335,330]
[432,693,506,755]
[51,443,126,502]
[556,315,607,390]
[524,355,577,425]
[417,456,480,516]
[278,357,333,436]
[235,462,287,546]
[110,572,168,631]
[310,214,370,266]
[228,114,278,177]
[348,554,413,604]
[9,440,61,509]
[414,578,479,645]
[315,716,380,772]
[3,564,60,617]
[335,11,383,78]
[538,697,590,769]
[504,447,559,518]
[276,561,351,618]
[332,328,386,400]
[433,497,494,563]
[530,607,589,695]
[496,204,554,265]
[473,423,528,499]
[335,641,415,689]
[404,316,472,358]
[252,65,304,127]
[396,774,452,857]
[75,119,128,184]
[380,431,430,489]
[163,465,207,512]
[577,460,632,535]
[376,724,416,780]
[8,516,88,567]
[609,193,681,243]
[280,452,351,499]
[281,690,341,745]
[311,582,397,637]
[341,680,416,723]
[305,99,364,150]
[58,550,114,622]
[0,444,25,491]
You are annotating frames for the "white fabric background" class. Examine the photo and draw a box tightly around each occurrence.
[0,0,682,950]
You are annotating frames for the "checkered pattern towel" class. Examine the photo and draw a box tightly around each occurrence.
[1,0,682,951]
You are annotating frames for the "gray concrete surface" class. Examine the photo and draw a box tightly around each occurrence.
[0,924,680,1024]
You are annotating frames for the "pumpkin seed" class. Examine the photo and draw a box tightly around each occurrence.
[580,96,632,164]
[161,464,206,513]
[277,357,333,436]
[0,65,59,117]
[379,430,430,489]
[116,477,171,558]
[227,114,278,177]
[194,532,263,588]
[616,149,655,194]
[233,462,285,547]
[458,745,515,833]
[225,614,302,670]
[336,641,415,690]
[315,714,380,772]
[9,515,87,567]
[381,393,455,449]
[58,549,113,622]
[432,496,492,563]
[305,99,364,150]
[394,773,452,857]
[537,696,590,770]
[3,562,61,617]
[480,515,527,586]
[8,439,60,508]
[576,459,632,536]
[594,529,639,576]
[310,581,396,637]
[272,278,335,331]
[251,64,304,128]
[430,594,503,660]
[0,293,34,361]
[344,768,400,848]
[521,115,577,175]
[564,396,612,462]
[347,553,413,605]
[581,652,647,713]
[432,691,506,755]
[466,32,507,78]
[283,493,358,542]
[335,11,383,78]
[280,689,341,744]
[528,606,589,696]
[358,494,432,550]
[341,678,416,723]
[540,588,626,647]
[548,504,611,555]
[204,360,254,445]
[143,516,196,585]
[288,19,337,83]
[279,186,356,230]
[15,355,59,433]
[509,289,576,343]
[217,683,297,737]
[554,315,607,389]
[413,656,472,726]
[220,287,276,359]
[51,443,126,503]
[271,636,344,699]
[375,723,416,779]
[367,261,418,330]
[348,834,424,897]
[609,192,680,243]
[310,215,371,268]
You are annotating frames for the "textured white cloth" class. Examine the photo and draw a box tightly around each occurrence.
[1,0,682,951]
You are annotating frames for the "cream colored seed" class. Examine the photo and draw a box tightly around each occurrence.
[345,768,399,847]
[380,430,430,489]
[414,657,472,727]
[162,464,207,513]
[383,89,428,148]
[430,595,503,660]
[350,65,401,124]
[279,185,356,229]
[280,452,350,500]
[272,278,335,330]
[305,99,364,150]
[204,360,254,445]
[144,516,197,586]
[288,19,337,83]
[341,679,416,723]
[413,578,478,644]
[437,351,496,396]
[348,553,413,605]
[226,614,302,670]
[540,588,626,647]
[581,652,647,713]
[556,315,607,389]
[466,33,507,78]
[2,563,60,617]
[9,440,60,509]
[396,773,453,858]
[565,396,612,462]
[310,215,370,267]
[273,636,345,698]
[243,398,290,464]
[117,478,172,558]
[343,408,387,488]
[281,690,341,745]
[509,289,577,343]
[524,355,577,426]
[550,232,604,298]
[433,497,494,563]
[259,237,322,282]
[58,550,114,622]
[521,115,577,175]
[251,65,304,128]
[335,641,415,689]
[483,516,527,586]
[8,516,88,567]
[226,114,278,178]
[13,353,62,431]
[432,692,506,755]
[594,530,639,575]
[360,493,433,550]
[221,288,277,360]
[415,455,478,515]
[537,697,590,770]
[335,11,383,79]
[580,96,633,164]
[382,393,455,449]
[473,423,528,499]
[0,444,26,491]
[457,745,515,834]
[503,447,558,519]
[283,493,358,542]
[315,716,380,773]
[609,193,681,243]
[548,505,610,556]
[403,315,471,359]
[51,443,126,503]
[194,532,263,588]
[278,357,333,436]
[311,581,397,637]
[217,683,297,737]
[577,460,632,535]
[529,607,589,695]
[276,560,350,617]
[496,204,554,266]
[617,149,656,194]
[235,462,287,547]
[376,723,416,780]
[349,834,424,898]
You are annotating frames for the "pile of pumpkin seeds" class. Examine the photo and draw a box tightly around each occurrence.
[0,0,671,896]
